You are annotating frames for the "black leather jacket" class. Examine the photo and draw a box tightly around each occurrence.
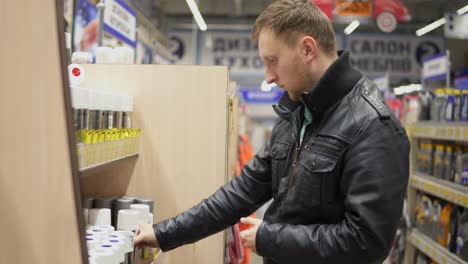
[154,51,410,264]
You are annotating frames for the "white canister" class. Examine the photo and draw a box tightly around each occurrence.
[89,208,111,226]
[89,248,115,264]
[117,210,139,231]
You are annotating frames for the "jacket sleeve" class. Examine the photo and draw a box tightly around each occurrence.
[153,137,275,252]
[256,117,410,264]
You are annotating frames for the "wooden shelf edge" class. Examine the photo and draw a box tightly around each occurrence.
[410,173,468,208]
[79,154,139,175]
[409,229,467,264]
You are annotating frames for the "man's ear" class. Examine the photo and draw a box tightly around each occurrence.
[302,36,318,64]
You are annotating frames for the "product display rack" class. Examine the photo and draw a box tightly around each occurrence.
[410,173,468,208]
[0,1,238,264]
[410,121,468,142]
[404,121,468,264]
[409,229,466,264]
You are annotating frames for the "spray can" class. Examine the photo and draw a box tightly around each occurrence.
[445,89,455,121]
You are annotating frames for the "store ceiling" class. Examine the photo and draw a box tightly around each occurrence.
[159,0,468,33]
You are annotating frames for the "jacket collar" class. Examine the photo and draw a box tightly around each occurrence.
[301,51,363,121]
[274,51,362,121]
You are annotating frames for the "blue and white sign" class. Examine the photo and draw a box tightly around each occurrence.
[104,0,137,47]
[422,52,449,81]
[347,34,444,79]
[240,89,284,104]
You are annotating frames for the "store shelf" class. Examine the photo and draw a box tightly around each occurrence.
[410,173,468,208]
[409,121,468,142]
[79,153,139,174]
[409,229,467,264]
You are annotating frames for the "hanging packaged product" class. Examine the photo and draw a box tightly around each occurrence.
[416,142,425,173]
[433,144,445,178]
[419,91,432,121]
[449,206,461,253]
[457,209,468,261]
[438,203,454,247]
[431,199,442,240]
[431,89,446,121]
[445,89,455,122]
[461,147,468,186]
[427,143,434,176]
[443,145,455,182]
[454,89,462,121]
[454,146,464,185]
[462,88,468,121]
[416,195,433,236]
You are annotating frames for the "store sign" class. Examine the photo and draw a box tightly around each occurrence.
[347,34,444,78]
[168,30,194,64]
[198,31,344,73]
[201,32,264,72]
[335,0,372,17]
[445,13,468,40]
[422,52,448,81]
[104,0,137,47]
[240,89,284,104]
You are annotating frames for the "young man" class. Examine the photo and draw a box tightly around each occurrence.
[134,0,410,263]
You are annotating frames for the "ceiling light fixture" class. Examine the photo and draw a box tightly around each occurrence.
[416,18,447,37]
[186,0,207,31]
[416,4,468,37]
[457,4,468,15]
[344,20,360,35]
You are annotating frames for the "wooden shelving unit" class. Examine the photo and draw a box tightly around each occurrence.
[1,1,238,264]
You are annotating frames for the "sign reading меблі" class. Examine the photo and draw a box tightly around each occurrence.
[104,0,137,47]
[347,35,444,79]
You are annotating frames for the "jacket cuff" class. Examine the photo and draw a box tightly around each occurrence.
[256,221,279,258]
[153,221,173,252]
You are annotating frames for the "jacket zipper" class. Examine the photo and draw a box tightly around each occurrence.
[288,145,301,190]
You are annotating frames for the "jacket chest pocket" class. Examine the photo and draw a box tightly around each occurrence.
[271,142,290,197]
[297,147,340,210]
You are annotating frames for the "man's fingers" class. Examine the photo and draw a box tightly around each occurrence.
[240,217,260,226]
[133,233,143,245]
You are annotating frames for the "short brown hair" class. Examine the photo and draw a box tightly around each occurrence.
[252,0,336,56]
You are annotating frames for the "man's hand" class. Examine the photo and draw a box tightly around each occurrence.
[134,223,160,248]
[239,217,263,254]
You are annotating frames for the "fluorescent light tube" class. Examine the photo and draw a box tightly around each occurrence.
[416,18,446,37]
[457,4,468,15]
[186,0,207,31]
[344,20,360,35]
